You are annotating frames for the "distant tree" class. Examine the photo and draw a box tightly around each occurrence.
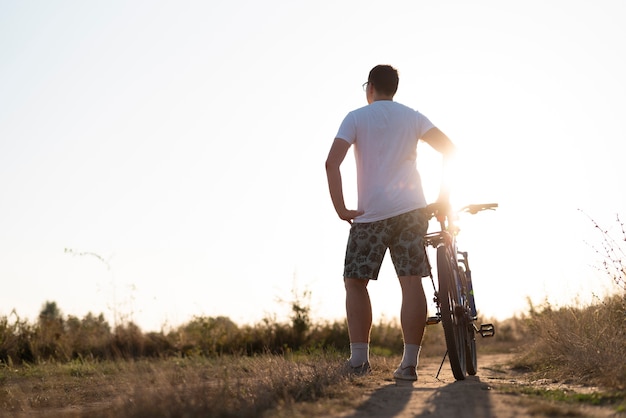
[290,288,312,345]
[182,316,239,355]
[36,301,67,360]
[39,301,63,323]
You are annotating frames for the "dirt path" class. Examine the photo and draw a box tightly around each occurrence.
[333,353,622,418]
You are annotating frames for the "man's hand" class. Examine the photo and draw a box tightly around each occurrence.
[338,209,364,225]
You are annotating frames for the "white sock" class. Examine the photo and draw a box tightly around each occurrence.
[349,342,369,367]
[400,344,421,369]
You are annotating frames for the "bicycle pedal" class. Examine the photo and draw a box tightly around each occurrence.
[426,316,440,325]
[479,323,495,337]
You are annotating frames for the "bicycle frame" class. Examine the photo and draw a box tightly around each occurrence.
[422,202,497,380]
[423,203,464,324]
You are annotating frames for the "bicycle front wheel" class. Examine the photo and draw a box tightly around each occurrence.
[437,245,467,380]
[459,265,478,376]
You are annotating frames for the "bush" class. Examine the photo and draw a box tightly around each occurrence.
[0,311,35,364]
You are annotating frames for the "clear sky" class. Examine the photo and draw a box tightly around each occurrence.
[1,1,625,331]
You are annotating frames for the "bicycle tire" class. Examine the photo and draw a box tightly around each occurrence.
[466,329,477,375]
[437,245,467,380]
[460,265,478,375]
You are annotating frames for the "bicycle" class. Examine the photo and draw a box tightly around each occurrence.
[422,201,498,380]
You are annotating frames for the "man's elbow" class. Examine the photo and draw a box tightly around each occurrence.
[325,158,339,172]
[445,142,457,157]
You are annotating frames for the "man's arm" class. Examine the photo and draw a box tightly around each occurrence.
[325,138,364,224]
[421,127,457,202]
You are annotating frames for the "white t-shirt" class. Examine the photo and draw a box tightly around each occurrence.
[335,100,435,223]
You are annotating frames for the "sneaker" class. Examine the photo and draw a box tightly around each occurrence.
[344,361,371,376]
[393,365,417,381]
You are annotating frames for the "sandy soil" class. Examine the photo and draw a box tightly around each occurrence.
[332,353,623,418]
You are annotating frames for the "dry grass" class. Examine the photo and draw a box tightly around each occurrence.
[0,351,371,417]
[512,293,626,391]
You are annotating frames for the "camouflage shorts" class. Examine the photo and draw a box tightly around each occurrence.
[344,209,430,280]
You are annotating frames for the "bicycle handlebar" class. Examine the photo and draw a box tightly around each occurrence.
[423,202,497,239]
[460,203,498,214]
[424,202,498,219]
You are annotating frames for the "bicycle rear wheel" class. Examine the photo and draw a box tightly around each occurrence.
[437,245,467,380]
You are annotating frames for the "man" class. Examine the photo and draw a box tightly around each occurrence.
[325,65,455,381]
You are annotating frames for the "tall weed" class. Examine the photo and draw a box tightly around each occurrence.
[517,214,626,390]
[519,295,626,389]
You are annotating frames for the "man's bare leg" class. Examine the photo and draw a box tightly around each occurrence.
[398,275,427,344]
[344,277,371,367]
[395,275,427,379]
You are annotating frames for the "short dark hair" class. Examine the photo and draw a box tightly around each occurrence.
[368,65,399,96]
